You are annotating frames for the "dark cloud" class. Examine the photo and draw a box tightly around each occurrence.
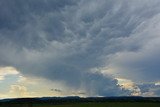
[81,72,130,96]
[137,83,160,96]
[0,0,79,49]
[0,0,160,96]
[51,89,62,93]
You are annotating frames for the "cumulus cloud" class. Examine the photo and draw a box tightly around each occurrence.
[9,85,30,98]
[0,84,31,98]
[0,0,160,96]
[0,67,19,80]
[137,83,160,97]
[116,78,141,96]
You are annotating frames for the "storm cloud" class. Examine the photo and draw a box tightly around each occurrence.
[0,0,160,96]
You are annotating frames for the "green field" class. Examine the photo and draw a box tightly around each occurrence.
[1,102,160,107]
[35,102,160,107]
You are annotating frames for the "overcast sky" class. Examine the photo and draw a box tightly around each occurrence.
[0,0,160,98]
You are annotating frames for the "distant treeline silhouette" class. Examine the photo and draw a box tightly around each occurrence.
[0,96,160,105]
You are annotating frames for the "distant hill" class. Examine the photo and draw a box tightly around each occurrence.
[0,96,160,104]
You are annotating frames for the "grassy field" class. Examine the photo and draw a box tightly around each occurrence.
[34,102,160,107]
[1,102,160,107]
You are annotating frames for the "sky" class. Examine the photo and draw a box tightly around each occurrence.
[0,0,160,98]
